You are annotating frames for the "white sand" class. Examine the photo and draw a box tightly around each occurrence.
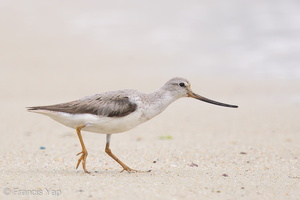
[0,74,299,200]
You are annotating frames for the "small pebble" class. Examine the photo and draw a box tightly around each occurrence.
[222,174,229,177]
[189,163,198,167]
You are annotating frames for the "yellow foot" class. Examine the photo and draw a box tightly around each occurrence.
[120,166,151,173]
[120,166,139,173]
[76,151,90,173]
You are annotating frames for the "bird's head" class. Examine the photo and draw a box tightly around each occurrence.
[164,77,238,108]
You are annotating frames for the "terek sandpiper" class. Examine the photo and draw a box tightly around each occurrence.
[27,77,238,173]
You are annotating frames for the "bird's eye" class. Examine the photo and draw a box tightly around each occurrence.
[179,82,186,87]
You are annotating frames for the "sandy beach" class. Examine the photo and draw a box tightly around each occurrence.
[1,75,299,200]
[1,1,300,199]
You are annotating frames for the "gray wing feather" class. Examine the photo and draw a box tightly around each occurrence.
[27,92,137,117]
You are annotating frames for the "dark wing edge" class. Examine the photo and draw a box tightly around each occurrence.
[97,96,137,117]
[27,95,138,118]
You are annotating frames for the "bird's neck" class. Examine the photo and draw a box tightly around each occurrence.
[142,88,179,120]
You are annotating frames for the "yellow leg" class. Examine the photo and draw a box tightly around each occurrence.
[105,134,138,173]
[75,124,90,173]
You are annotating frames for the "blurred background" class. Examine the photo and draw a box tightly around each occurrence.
[0,0,299,105]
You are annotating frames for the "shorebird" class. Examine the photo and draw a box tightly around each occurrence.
[27,77,238,173]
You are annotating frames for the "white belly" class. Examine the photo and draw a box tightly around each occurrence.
[34,110,147,134]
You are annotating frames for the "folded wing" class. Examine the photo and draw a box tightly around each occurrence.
[27,92,137,117]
